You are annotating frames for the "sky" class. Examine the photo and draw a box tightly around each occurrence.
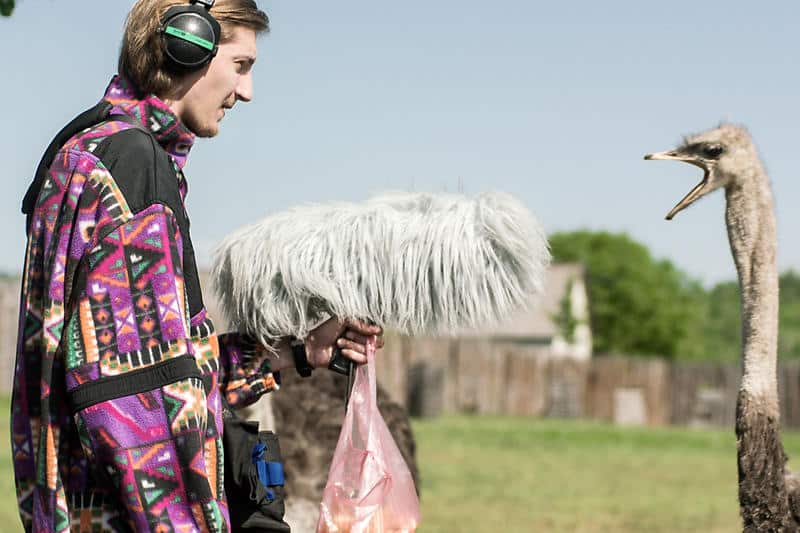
[1,1,799,286]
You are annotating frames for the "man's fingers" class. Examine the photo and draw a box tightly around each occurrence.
[344,330,371,345]
[337,337,366,354]
[339,348,367,365]
[344,317,383,336]
[343,330,385,349]
[338,319,385,359]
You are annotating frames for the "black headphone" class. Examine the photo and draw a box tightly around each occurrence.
[159,0,221,71]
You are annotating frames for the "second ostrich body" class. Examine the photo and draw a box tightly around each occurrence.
[646,124,799,530]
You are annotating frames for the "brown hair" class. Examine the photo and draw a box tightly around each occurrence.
[118,0,269,97]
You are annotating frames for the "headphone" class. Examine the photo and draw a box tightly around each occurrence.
[159,0,220,71]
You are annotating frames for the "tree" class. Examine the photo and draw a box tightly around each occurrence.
[549,230,704,358]
[553,278,579,344]
[778,270,800,358]
[701,280,740,360]
[698,271,800,361]
[0,0,14,17]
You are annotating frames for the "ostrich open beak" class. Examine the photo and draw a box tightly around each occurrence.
[644,150,711,220]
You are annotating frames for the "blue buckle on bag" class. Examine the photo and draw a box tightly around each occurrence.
[252,443,285,488]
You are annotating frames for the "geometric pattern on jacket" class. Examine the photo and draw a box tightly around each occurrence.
[11,76,279,533]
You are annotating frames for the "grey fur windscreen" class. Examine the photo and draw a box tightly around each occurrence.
[211,192,550,345]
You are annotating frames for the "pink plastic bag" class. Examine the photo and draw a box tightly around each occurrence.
[317,338,421,532]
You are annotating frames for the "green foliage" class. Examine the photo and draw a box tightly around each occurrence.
[550,230,702,358]
[552,278,579,343]
[700,280,740,360]
[677,270,800,361]
[779,270,800,358]
[0,0,14,17]
[549,231,800,361]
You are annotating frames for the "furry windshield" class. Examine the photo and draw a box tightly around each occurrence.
[211,192,550,345]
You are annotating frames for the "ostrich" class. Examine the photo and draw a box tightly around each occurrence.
[645,124,800,531]
[268,370,418,533]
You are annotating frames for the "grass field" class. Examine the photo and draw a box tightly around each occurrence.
[5,397,800,532]
[412,416,762,532]
[414,416,800,532]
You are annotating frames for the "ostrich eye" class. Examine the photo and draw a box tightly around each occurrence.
[703,144,724,159]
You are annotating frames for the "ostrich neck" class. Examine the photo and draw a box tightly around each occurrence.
[725,168,779,408]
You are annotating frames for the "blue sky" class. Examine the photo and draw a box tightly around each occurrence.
[2,1,799,285]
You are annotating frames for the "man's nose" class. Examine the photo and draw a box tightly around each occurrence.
[236,72,253,102]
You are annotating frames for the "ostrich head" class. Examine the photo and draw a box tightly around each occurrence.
[644,123,757,219]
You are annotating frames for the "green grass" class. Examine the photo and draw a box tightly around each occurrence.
[412,416,800,533]
[5,398,800,532]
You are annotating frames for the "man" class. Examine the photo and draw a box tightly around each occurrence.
[11,1,381,531]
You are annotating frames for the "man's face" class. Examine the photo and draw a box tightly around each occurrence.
[177,26,257,137]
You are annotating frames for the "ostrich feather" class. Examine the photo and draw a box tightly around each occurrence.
[211,191,550,346]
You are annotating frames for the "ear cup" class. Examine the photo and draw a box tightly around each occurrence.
[160,4,221,70]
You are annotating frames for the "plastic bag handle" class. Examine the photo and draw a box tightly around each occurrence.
[365,337,377,403]
[333,334,378,412]
[346,336,379,444]
[343,336,378,413]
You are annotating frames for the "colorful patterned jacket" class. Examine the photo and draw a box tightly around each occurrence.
[11,76,279,533]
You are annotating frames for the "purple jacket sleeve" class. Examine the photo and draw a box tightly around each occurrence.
[69,204,229,531]
[216,332,281,408]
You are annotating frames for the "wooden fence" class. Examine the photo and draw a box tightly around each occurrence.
[393,337,800,429]
[3,274,800,429]
[0,276,19,395]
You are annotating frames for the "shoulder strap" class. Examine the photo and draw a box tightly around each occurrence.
[21,101,149,232]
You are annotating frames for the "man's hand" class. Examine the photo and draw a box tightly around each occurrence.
[305,317,384,368]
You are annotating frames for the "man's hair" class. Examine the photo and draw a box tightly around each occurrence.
[119,0,269,97]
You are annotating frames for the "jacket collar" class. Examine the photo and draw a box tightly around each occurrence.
[103,75,195,170]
